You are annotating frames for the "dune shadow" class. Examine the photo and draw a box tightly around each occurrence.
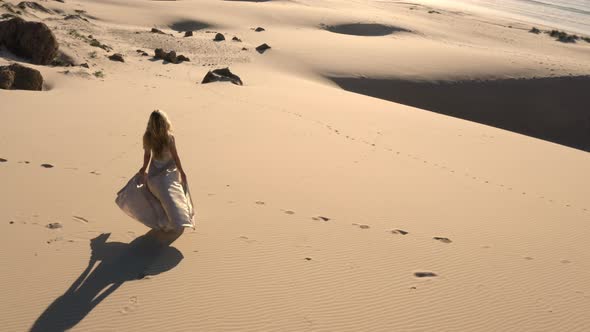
[323,23,411,36]
[328,76,590,151]
[29,230,184,332]
[169,19,210,32]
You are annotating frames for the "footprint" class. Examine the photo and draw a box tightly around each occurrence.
[524,256,534,260]
[41,163,54,168]
[414,272,437,278]
[390,229,408,235]
[312,216,330,221]
[121,296,138,314]
[255,201,265,205]
[433,237,452,244]
[561,260,571,264]
[358,224,370,229]
[89,171,101,175]
[284,210,295,215]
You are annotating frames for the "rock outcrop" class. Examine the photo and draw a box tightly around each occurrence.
[201,67,243,86]
[0,63,43,90]
[0,17,59,65]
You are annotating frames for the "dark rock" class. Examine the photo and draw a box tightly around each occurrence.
[153,48,189,64]
[0,17,59,65]
[80,63,89,68]
[201,67,243,86]
[241,47,248,51]
[141,51,148,56]
[151,28,165,34]
[0,63,43,90]
[213,33,225,41]
[108,53,124,62]
[255,43,271,54]
[41,163,54,168]
[232,36,241,42]
[254,27,265,32]
[184,31,193,37]
[17,1,52,14]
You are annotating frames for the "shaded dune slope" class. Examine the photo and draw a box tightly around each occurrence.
[329,76,590,151]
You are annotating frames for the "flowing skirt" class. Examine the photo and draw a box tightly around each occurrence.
[116,160,195,231]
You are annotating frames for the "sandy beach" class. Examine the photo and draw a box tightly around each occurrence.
[1,0,590,331]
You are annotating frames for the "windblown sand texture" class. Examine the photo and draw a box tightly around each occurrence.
[1,0,589,331]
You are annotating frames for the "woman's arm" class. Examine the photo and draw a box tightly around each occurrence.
[139,148,151,173]
[169,136,187,184]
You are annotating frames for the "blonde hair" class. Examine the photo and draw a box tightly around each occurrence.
[143,110,173,159]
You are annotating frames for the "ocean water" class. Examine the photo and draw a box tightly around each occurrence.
[415,0,590,35]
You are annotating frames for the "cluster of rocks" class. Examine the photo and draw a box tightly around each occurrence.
[154,48,190,64]
[201,68,243,86]
[0,63,43,90]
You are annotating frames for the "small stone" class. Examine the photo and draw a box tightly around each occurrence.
[9,221,14,224]
[213,33,225,41]
[80,63,89,68]
[305,257,312,261]
[40,163,54,168]
[232,36,241,42]
[151,28,165,34]
[184,31,193,37]
[254,27,265,32]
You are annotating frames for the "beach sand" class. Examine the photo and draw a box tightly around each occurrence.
[1,0,589,331]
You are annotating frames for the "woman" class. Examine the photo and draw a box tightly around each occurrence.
[116,110,194,233]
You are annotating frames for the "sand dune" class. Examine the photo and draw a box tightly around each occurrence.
[1,0,590,331]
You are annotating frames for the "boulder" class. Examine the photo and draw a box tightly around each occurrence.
[213,33,225,41]
[0,17,59,65]
[0,63,43,90]
[184,31,193,37]
[108,53,124,62]
[255,43,271,54]
[201,67,243,86]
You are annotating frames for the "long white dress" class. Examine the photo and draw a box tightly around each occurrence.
[116,147,195,231]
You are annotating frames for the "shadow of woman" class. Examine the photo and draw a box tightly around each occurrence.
[30,230,184,332]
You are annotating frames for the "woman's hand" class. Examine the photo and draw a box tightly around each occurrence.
[138,167,147,186]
